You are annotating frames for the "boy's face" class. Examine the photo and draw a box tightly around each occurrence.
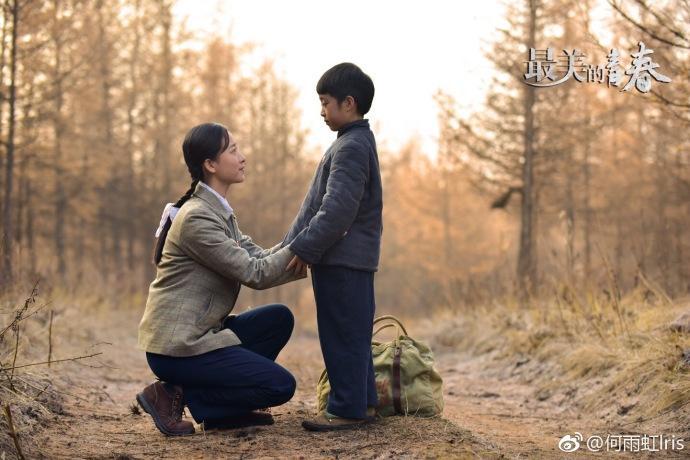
[319,93,357,131]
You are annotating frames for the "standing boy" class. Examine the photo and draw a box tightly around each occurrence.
[284,63,382,431]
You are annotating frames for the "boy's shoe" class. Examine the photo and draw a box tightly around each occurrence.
[136,381,195,436]
[302,410,373,432]
[202,411,275,430]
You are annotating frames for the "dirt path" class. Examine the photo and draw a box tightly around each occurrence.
[16,309,684,459]
[439,351,597,457]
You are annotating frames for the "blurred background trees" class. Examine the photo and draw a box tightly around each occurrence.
[437,0,689,306]
[0,0,687,315]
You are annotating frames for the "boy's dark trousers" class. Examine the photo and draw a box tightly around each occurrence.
[311,264,378,419]
[145,304,296,425]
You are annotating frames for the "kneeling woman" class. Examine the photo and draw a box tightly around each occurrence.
[137,123,304,436]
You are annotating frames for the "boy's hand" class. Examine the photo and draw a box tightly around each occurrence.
[286,255,309,276]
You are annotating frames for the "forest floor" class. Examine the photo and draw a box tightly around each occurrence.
[3,298,690,459]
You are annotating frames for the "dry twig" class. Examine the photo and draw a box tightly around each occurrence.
[0,352,103,372]
[48,309,54,367]
[3,403,26,460]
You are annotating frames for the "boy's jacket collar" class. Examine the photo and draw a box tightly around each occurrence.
[337,119,369,138]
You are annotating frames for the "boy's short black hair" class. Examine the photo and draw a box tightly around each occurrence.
[316,63,375,116]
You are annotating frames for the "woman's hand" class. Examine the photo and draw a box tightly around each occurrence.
[286,255,309,277]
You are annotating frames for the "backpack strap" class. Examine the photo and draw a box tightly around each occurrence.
[373,315,408,336]
[392,344,403,414]
[372,323,402,339]
[374,316,406,414]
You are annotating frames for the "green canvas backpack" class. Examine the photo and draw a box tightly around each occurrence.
[316,315,444,417]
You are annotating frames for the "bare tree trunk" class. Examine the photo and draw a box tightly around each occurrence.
[582,112,592,284]
[98,204,107,271]
[565,166,575,281]
[110,178,122,272]
[2,0,19,286]
[674,152,685,291]
[125,0,142,292]
[14,152,23,250]
[634,102,648,285]
[75,143,89,285]
[517,0,538,298]
[25,177,34,274]
[16,74,36,267]
[96,0,118,276]
[76,215,85,285]
[52,0,67,277]
[155,0,173,199]
[653,122,670,292]
[441,163,454,273]
[608,94,623,282]
[0,5,9,225]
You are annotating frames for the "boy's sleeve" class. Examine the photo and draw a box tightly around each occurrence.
[288,141,369,264]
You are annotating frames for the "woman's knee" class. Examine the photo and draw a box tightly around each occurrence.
[266,303,294,337]
[279,304,294,333]
[267,368,296,405]
[269,303,293,321]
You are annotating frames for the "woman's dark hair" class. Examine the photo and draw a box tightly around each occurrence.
[152,122,230,264]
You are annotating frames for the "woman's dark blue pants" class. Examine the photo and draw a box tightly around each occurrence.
[146,303,296,425]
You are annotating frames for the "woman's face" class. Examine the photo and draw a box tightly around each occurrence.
[205,132,246,185]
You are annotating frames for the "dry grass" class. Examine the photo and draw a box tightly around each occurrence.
[431,285,690,434]
[0,282,129,460]
[0,285,59,460]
